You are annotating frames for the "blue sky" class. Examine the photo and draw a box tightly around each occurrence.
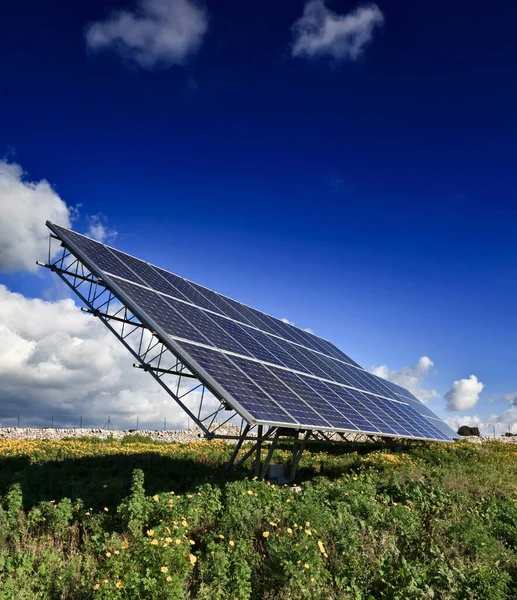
[0,0,516,432]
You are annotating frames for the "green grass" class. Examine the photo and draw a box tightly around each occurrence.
[0,438,516,599]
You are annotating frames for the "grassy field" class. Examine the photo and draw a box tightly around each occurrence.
[0,436,516,599]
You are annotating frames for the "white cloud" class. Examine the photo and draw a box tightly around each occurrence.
[445,375,484,411]
[446,408,517,436]
[0,285,217,429]
[0,161,71,273]
[281,318,295,326]
[488,407,517,435]
[87,214,118,244]
[372,356,439,403]
[85,0,208,69]
[444,414,482,433]
[291,1,384,62]
[503,392,517,405]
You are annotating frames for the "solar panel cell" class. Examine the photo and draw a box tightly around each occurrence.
[112,278,209,344]
[108,250,194,302]
[186,281,256,325]
[167,300,253,356]
[53,226,138,281]
[230,357,331,428]
[312,337,362,367]
[322,384,381,432]
[264,367,355,429]
[157,270,223,313]
[207,313,280,364]
[176,342,297,424]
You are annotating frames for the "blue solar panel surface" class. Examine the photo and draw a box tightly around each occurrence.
[48,222,457,441]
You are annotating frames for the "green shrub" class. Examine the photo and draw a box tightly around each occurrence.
[0,438,516,598]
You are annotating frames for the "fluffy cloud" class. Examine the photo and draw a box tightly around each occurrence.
[444,414,482,434]
[503,392,517,405]
[488,407,517,435]
[372,356,439,403]
[85,0,208,69]
[445,375,484,411]
[291,1,384,62]
[0,160,71,273]
[87,214,118,244]
[0,285,217,429]
[445,408,517,436]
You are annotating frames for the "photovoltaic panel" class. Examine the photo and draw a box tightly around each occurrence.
[47,221,457,442]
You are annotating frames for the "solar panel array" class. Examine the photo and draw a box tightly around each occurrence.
[48,222,458,442]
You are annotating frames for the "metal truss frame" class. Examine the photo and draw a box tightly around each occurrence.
[39,234,428,481]
[39,236,243,439]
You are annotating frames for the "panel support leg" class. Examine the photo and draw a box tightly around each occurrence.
[289,430,310,482]
[225,424,251,472]
[259,429,280,480]
[253,425,263,477]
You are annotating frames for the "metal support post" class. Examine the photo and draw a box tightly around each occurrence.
[253,425,264,476]
[259,429,280,480]
[289,430,310,481]
[225,424,251,471]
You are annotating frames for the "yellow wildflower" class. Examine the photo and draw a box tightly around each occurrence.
[153,494,159,502]
[189,554,197,565]
[161,566,168,573]
[229,540,235,547]
[247,490,254,495]
[105,551,112,558]
[93,583,100,590]
[318,541,325,554]
[115,582,124,589]
[166,576,172,582]
[151,539,159,546]
[304,563,310,569]
[121,540,129,549]
[287,528,293,534]
[103,507,109,512]
[147,529,155,537]
[263,531,270,538]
